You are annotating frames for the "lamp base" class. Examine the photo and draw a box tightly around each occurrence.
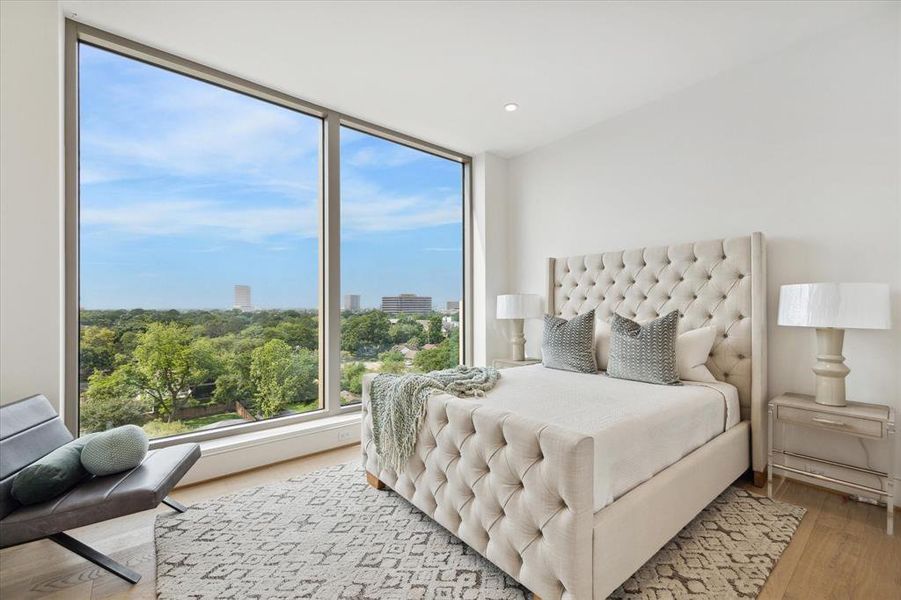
[813,327,849,407]
[508,318,525,362]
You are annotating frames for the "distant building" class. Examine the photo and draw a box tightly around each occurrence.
[381,293,432,314]
[445,300,460,312]
[233,285,253,312]
[343,294,361,312]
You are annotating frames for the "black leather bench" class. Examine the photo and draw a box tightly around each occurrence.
[0,395,200,583]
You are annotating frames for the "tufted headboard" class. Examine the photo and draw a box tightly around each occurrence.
[546,233,768,475]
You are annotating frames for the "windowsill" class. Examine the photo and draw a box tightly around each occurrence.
[176,411,363,486]
[198,411,361,456]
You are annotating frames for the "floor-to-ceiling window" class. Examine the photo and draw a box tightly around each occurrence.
[67,23,469,442]
[338,128,464,405]
[77,43,322,438]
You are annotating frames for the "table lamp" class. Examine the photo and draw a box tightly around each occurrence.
[777,283,891,406]
[496,294,542,361]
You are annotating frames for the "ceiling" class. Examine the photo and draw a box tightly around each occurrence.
[61,1,889,157]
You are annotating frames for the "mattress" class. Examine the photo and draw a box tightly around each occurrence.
[471,365,740,512]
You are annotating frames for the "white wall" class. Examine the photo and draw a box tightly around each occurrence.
[506,10,900,494]
[471,152,510,366]
[0,1,64,409]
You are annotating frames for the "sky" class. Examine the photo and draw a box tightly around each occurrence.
[79,43,463,311]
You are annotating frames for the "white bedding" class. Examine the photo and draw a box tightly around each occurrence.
[471,365,740,512]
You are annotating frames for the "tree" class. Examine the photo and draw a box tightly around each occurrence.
[341,361,367,395]
[341,310,391,356]
[250,340,319,418]
[266,317,318,350]
[132,322,221,420]
[425,314,445,344]
[414,329,459,373]
[377,350,406,374]
[80,368,150,433]
[79,326,119,381]
[388,318,424,345]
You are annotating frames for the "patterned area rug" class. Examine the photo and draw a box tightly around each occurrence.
[155,462,805,599]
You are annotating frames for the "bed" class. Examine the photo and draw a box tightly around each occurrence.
[361,233,767,599]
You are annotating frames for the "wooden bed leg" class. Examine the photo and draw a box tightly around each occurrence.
[366,471,387,490]
[753,470,766,488]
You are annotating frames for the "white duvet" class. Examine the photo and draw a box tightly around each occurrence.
[471,365,740,512]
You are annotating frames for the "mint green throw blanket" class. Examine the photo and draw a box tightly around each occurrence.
[370,366,500,472]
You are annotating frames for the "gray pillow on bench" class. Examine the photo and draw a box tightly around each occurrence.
[81,425,149,476]
[11,434,96,505]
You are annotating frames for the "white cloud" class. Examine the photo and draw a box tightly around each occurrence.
[81,198,319,242]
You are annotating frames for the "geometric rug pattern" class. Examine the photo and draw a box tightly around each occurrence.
[609,487,805,598]
[156,462,804,599]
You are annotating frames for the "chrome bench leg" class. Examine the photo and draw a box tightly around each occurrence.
[161,496,188,513]
[48,532,141,584]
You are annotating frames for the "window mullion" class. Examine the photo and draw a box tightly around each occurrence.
[322,112,342,415]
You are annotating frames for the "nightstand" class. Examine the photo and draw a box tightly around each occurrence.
[768,393,896,534]
[492,358,541,369]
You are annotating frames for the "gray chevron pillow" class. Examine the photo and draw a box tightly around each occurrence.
[541,310,598,373]
[607,311,680,385]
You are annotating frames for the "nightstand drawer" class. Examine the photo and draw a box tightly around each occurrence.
[776,405,884,438]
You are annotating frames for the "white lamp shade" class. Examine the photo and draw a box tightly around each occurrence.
[496,294,542,319]
[778,283,891,329]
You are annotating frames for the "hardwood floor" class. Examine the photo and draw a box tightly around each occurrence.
[1,445,898,599]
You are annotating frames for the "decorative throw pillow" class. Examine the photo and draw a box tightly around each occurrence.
[541,310,598,373]
[11,434,96,505]
[596,316,717,382]
[80,425,149,476]
[675,326,717,383]
[607,311,679,385]
[595,318,612,370]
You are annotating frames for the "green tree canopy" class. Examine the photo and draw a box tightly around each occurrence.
[80,368,150,433]
[388,318,425,345]
[377,350,406,374]
[414,328,459,373]
[341,310,391,356]
[250,339,318,418]
[340,361,367,395]
[79,325,119,380]
[132,322,222,420]
[425,314,445,344]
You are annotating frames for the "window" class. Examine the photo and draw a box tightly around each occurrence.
[339,128,464,405]
[77,44,322,438]
[66,22,470,443]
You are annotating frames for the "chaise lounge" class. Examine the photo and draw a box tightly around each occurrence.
[0,395,200,583]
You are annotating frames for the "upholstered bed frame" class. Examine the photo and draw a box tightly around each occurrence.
[362,233,767,599]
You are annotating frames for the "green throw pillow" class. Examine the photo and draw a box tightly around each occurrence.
[80,425,149,476]
[11,434,96,505]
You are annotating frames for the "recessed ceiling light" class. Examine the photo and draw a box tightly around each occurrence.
[504,103,519,112]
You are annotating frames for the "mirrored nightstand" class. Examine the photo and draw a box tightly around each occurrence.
[768,392,896,535]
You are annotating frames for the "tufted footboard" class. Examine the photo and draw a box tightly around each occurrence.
[361,376,595,600]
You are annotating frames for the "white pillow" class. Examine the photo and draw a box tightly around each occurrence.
[675,326,718,383]
[595,316,717,382]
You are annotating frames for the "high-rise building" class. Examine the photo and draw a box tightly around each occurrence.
[343,294,361,312]
[233,285,253,312]
[445,300,460,312]
[381,293,432,314]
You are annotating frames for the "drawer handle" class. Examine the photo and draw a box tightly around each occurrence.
[811,417,848,427]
